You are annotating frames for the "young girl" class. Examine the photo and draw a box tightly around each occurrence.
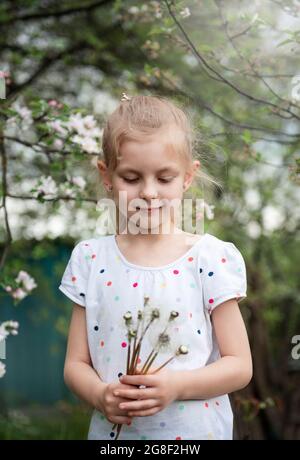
[59,94,252,440]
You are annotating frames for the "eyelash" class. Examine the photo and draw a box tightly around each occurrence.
[123,178,173,184]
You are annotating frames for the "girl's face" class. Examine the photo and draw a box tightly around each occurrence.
[99,139,199,233]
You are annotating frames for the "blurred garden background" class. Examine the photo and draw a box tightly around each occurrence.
[0,0,299,440]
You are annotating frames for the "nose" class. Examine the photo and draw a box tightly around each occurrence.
[139,180,159,203]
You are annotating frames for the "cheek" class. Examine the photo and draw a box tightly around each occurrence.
[164,182,184,199]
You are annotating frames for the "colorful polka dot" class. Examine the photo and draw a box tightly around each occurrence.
[188,257,194,262]
[215,401,220,406]
[173,269,179,275]
[178,404,185,411]
[79,292,85,297]
[208,271,214,276]
[110,432,115,438]
[121,342,127,348]
[190,282,196,288]
[71,276,76,282]
[106,357,111,362]
[84,243,89,246]
[100,340,105,347]
[160,422,166,427]
[189,312,193,319]
[199,268,203,273]
[176,436,182,440]
[118,372,123,378]
[197,329,201,334]
[208,298,214,304]
[94,325,99,331]
[221,258,226,263]
[99,269,105,273]
[114,295,120,301]
[205,402,209,408]
[140,436,147,440]
[133,282,138,288]
[91,254,96,259]
[106,281,112,286]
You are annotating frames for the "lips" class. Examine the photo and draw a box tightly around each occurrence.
[136,206,162,211]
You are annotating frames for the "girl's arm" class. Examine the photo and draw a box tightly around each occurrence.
[64,304,136,425]
[175,298,253,400]
[64,304,108,412]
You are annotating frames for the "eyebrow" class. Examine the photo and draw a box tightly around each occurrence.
[117,166,179,174]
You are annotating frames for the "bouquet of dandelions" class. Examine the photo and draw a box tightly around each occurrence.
[112,296,190,440]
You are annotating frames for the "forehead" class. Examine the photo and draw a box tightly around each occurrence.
[116,140,184,172]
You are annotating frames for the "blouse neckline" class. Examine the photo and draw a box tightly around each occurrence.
[110,233,210,271]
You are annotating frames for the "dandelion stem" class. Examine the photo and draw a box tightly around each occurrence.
[126,340,131,374]
[152,355,175,373]
[115,423,122,440]
[140,346,158,374]
[143,351,159,374]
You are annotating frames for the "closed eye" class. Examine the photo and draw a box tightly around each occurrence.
[123,178,173,184]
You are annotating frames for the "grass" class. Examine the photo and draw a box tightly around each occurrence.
[0,401,91,440]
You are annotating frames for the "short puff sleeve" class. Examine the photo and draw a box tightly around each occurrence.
[202,241,247,312]
[58,240,93,307]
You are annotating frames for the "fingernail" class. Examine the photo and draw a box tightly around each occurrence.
[114,391,119,396]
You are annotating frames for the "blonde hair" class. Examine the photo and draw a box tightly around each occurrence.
[99,94,221,193]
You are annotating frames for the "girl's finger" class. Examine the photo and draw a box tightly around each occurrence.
[110,415,133,425]
[119,398,158,411]
[114,388,155,400]
[127,406,160,417]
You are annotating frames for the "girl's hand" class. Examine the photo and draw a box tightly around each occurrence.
[113,368,180,417]
[97,381,140,425]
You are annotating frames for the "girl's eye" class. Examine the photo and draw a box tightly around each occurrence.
[123,178,138,183]
[159,178,173,183]
[123,177,173,183]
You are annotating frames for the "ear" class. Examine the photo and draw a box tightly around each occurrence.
[97,159,112,190]
[183,160,200,191]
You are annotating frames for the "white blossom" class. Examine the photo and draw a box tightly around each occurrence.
[7,101,33,130]
[60,184,76,198]
[53,138,64,150]
[179,7,191,19]
[48,120,68,136]
[33,175,58,199]
[71,176,86,190]
[12,288,27,300]
[15,270,37,291]
[72,135,101,154]
[66,113,102,138]
[128,6,139,15]
[0,321,19,342]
